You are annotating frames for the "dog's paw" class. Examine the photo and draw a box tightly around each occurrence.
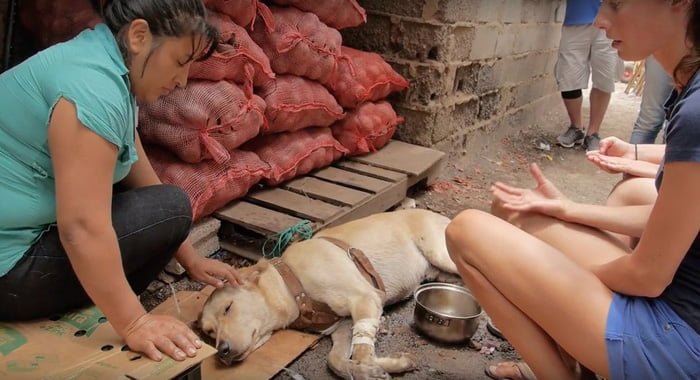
[376,352,418,373]
[348,361,391,380]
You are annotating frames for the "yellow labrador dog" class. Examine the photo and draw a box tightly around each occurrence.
[197,209,459,379]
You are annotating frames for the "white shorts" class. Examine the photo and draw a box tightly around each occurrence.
[555,24,619,93]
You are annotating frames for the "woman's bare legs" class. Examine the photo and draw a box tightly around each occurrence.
[446,210,626,379]
[479,178,655,378]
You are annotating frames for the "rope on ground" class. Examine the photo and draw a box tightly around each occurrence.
[262,220,314,258]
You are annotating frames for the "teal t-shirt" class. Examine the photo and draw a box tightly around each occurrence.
[0,24,138,276]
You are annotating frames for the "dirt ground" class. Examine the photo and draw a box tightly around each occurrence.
[140,83,642,379]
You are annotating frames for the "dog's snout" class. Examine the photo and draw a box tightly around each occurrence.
[217,341,248,366]
[217,341,230,356]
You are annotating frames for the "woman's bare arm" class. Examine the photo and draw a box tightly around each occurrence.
[593,161,700,296]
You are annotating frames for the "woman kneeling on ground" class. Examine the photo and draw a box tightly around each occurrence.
[0,0,241,363]
[446,1,700,379]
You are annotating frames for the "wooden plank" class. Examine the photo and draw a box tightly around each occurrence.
[283,177,371,207]
[312,166,392,193]
[247,188,346,222]
[202,330,320,380]
[351,140,446,177]
[422,154,447,187]
[334,161,407,183]
[215,201,304,236]
[155,291,320,380]
[326,176,408,228]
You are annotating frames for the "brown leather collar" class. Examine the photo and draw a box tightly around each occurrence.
[270,237,385,332]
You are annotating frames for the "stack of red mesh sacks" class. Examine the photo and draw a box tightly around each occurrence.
[140,11,271,221]
[240,1,409,185]
[143,0,410,219]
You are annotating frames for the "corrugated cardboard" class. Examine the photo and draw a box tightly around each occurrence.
[0,295,216,379]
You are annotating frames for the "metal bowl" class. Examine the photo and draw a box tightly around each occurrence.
[413,283,483,343]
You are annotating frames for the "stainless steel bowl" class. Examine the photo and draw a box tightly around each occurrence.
[413,283,483,343]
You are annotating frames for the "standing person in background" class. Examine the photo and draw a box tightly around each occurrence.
[555,0,619,152]
[630,56,674,144]
[0,0,241,364]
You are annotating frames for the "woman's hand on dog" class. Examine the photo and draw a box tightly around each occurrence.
[183,256,242,288]
[123,313,203,362]
[491,163,570,218]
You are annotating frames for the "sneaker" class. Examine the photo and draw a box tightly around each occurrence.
[556,126,585,148]
[584,133,601,152]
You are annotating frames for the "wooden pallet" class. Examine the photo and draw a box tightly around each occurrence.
[214,140,446,260]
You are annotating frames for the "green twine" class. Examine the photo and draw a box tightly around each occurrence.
[262,220,314,258]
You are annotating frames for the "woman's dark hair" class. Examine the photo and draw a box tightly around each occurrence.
[674,0,700,87]
[104,0,218,67]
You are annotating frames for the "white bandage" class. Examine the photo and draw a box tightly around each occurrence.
[351,336,375,347]
[351,318,379,347]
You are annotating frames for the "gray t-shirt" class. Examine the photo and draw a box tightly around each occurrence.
[656,69,700,333]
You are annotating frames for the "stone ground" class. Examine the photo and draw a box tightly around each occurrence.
[140,83,642,379]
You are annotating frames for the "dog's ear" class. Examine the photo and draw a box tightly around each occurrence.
[243,269,263,285]
[239,259,270,286]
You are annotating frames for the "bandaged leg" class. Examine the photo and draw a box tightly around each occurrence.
[348,296,383,365]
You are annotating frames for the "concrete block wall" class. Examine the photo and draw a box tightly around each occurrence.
[342,0,566,155]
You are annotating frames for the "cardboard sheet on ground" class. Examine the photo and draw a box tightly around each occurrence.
[0,300,216,379]
[156,286,321,380]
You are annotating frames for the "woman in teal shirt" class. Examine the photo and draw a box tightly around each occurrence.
[0,0,241,363]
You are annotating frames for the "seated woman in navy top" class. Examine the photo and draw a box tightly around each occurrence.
[447,1,700,379]
[0,0,241,363]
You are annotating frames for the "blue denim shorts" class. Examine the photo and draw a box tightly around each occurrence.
[606,293,700,380]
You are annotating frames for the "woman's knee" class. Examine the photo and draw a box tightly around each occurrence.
[154,184,193,221]
[148,184,192,245]
[606,177,656,207]
[113,185,193,260]
[446,209,491,263]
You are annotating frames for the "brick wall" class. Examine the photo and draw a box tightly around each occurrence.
[343,0,566,155]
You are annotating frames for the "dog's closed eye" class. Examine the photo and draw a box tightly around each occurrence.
[224,302,233,316]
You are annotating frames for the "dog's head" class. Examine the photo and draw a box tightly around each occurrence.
[195,261,277,365]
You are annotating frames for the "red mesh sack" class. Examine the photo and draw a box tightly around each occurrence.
[331,101,402,156]
[330,47,410,109]
[243,127,349,185]
[139,80,266,164]
[250,6,347,86]
[146,146,269,221]
[269,0,366,29]
[258,75,345,134]
[20,0,103,47]
[189,12,274,86]
[203,0,274,32]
